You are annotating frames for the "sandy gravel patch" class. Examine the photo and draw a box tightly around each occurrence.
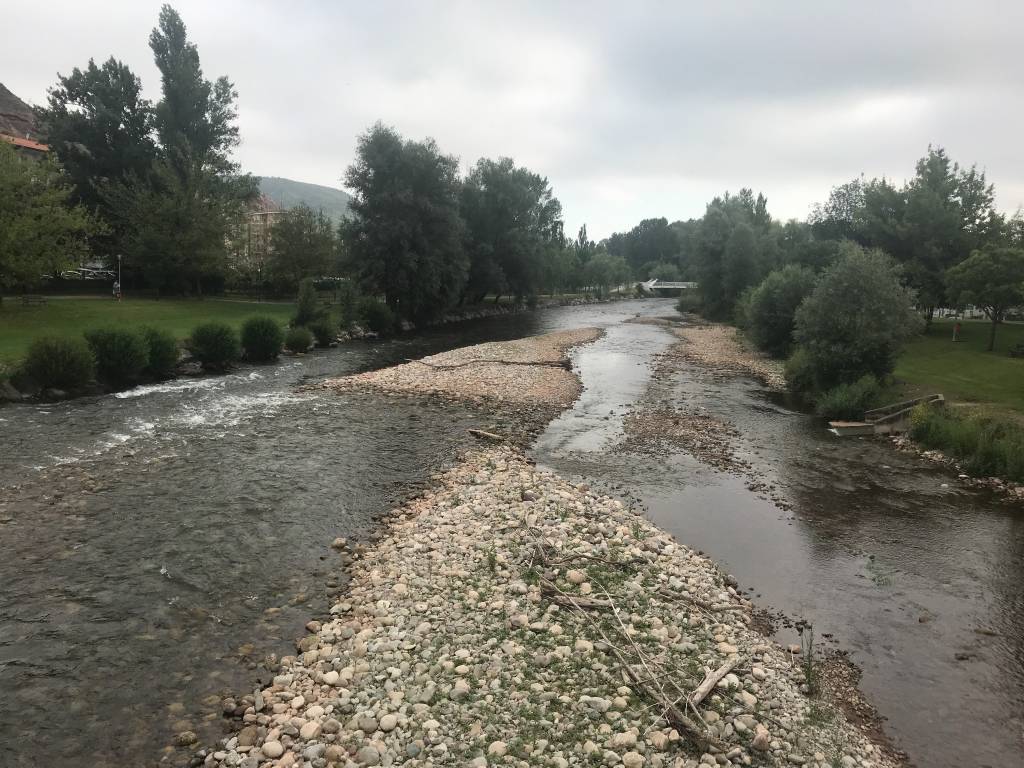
[667,324,786,391]
[321,329,603,408]
[197,446,898,768]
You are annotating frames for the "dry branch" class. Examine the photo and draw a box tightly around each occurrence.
[688,656,743,708]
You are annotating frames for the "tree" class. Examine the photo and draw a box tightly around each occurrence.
[0,142,99,296]
[722,223,759,315]
[343,122,466,323]
[111,4,255,294]
[793,244,922,389]
[646,261,682,281]
[267,204,336,292]
[461,157,563,303]
[583,251,629,296]
[745,264,818,358]
[35,57,155,257]
[946,246,1024,351]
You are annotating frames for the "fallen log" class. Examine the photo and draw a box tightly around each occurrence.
[688,656,743,708]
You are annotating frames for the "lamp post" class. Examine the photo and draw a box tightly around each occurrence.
[117,254,122,301]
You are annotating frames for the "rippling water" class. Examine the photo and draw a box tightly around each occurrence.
[533,310,1024,768]
[2,300,1021,767]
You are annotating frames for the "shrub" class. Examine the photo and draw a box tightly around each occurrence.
[337,280,359,329]
[732,286,756,330]
[308,316,338,347]
[813,375,881,419]
[284,326,314,353]
[793,244,922,389]
[357,297,396,335]
[241,316,284,362]
[910,406,1024,483]
[293,278,320,327]
[675,290,701,314]
[142,327,179,378]
[22,336,96,391]
[187,322,240,370]
[84,328,150,387]
[746,265,818,358]
[784,347,817,395]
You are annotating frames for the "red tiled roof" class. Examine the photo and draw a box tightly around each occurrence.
[0,133,49,152]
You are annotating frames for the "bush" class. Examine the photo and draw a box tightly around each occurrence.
[142,327,179,378]
[675,290,701,314]
[732,286,756,330]
[22,336,96,391]
[84,328,150,387]
[293,278,320,327]
[337,280,359,329]
[241,316,284,362]
[745,265,818,358]
[813,375,881,419]
[308,316,338,347]
[910,406,1024,483]
[284,326,314,353]
[784,347,817,395]
[358,297,396,334]
[187,322,240,370]
[793,244,922,389]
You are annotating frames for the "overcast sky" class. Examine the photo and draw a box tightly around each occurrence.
[4,1,1023,239]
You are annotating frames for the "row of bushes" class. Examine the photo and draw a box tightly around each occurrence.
[910,405,1024,483]
[13,283,400,396]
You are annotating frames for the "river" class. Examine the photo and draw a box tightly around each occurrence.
[1,299,1021,767]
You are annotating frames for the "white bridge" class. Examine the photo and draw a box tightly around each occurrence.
[640,279,697,294]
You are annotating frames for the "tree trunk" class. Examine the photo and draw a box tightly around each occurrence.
[988,318,998,352]
[924,305,935,328]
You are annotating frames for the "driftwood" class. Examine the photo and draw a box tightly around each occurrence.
[688,656,742,708]
[405,357,570,370]
[468,428,506,441]
[539,585,613,610]
[656,587,746,613]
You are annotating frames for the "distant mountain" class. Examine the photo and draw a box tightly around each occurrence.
[0,82,41,139]
[258,176,352,223]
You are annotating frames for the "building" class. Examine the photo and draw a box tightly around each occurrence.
[0,82,48,157]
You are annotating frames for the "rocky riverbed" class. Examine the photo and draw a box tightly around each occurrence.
[189,326,899,768]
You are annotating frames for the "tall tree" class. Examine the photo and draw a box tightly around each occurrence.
[461,157,563,303]
[115,4,255,294]
[946,246,1024,351]
[0,143,99,296]
[35,57,155,257]
[343,122,466,323]
[267,204,336,292]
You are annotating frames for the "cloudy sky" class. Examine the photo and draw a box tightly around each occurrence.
[4,1,1023,239]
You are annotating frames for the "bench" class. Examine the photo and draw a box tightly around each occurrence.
[20,295,48,306]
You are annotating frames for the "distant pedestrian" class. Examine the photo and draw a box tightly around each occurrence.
[112,280,121,300]
[952,321,961,342]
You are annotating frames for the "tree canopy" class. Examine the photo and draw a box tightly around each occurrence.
[946,246,1024,351]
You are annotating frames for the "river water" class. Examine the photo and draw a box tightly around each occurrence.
[1,299,1021,767]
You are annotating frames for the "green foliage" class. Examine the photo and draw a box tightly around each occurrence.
[240,316,284,362]
[344,122,467,323]
[269,204,336,293]
[35,56,155,256]
[461,156,564,302]
[910,406,1024,483]
[293,277,321,326]
[141,326,179,377]
[745,264,818,357]
[0,143,99,292]
[946,246,1024,351]
[792,244,923,391]
[308,316,338,347]
[336,279,359,328]
[284,325,314,353]
[83,327,150,387]
[584,251,631,296]
[605,218,680,276]
[675,290,701,314]
[187,321,240,370]
[783,347,817,395]
[357,297,396,334]
[813,375,882,419]
[23,336,96,391]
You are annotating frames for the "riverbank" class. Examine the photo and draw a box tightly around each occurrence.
[192,325,899,768]
[196,444,898,768]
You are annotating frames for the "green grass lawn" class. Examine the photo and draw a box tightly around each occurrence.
[894,318,1024,415]
[0,297,295,365]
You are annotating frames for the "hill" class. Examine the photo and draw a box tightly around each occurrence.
[258,176,352,223]
[0,82,41,139]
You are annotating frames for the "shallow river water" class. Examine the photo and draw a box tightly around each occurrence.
[1,299,1021,767]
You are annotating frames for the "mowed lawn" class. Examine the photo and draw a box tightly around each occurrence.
[894,318,1024,414]
[0,297,295,364]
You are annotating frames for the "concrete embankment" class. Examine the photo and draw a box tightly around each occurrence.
[195,328,897,768]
